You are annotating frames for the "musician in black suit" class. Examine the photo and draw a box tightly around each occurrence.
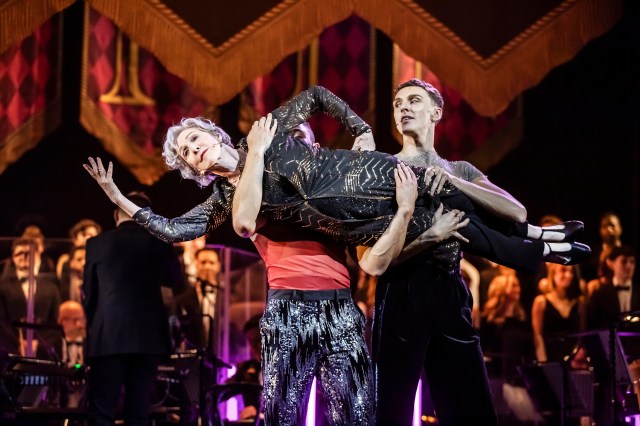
[0,237,60,357]
[586,245,638,330]
[83,192,186,426]
[171,247,221,351]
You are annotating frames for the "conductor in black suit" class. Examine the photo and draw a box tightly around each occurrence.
[83,192,186,426]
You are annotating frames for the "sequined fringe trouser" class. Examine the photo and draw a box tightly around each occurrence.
[260,288,374,425]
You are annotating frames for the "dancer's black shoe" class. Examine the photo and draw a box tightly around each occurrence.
[539,220,584,242]
[544,242,591,265]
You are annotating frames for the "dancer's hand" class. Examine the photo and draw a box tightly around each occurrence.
[394,163,418,211]
[83,157,123,205]
[429,204,469,243]
[352,131,375,151]
[426,166,458,195]
[247,113,277,154]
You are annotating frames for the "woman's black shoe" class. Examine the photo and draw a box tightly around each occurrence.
[539,220,584,242]
[544,242,591,265]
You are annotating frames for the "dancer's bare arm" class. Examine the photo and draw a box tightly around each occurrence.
[232,114,277,238]
[358,163,417,276]
[427,167,527,222]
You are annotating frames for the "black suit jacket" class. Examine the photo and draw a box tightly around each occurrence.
[0,272,61,357]
[83,221,185,358]
[586,281,640,330]
[171,286,208,350]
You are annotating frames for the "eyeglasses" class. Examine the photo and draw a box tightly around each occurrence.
[60,317,85,323]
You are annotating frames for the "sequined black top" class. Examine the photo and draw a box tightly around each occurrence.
[134,85,441,245]
[396,150,484,267]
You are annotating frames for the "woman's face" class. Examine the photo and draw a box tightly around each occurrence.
[600,214,622,242]
[73,226,99,247]
[176,128,224,173]
[505,277,521,300]
[552,265,574,289]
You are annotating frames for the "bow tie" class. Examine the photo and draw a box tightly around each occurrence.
[616,285,631,292]
[200,281,217,294]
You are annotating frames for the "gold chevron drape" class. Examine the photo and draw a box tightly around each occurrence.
[87,0,622,116]
[0,0,74,52]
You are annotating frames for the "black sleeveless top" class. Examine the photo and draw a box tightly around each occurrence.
[542,297,581,361]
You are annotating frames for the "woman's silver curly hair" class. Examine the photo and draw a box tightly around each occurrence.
[162,117,233,187]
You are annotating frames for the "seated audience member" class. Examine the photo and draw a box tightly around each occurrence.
[176,235,208,285]
[484,275,527,327]
[0,238,60,357]
[172,247,222,350]
[539,263,586,296]
[531,264,583,363]
[21,225,56,272]
[57,300,86,366]
[586,245,639,425]
[56,219,101,282]
[57,300,87,408]
[586,245,638,329]
[517,214,565,313]
[583,212,623,283]
[1,225,55,280]
[481,274,532,380]
[60,246,86,302]
[477,262,516,313]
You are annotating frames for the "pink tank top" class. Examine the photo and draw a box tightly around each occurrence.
[252,223,351,290]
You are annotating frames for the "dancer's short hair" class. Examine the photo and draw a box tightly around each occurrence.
[163,117,233,187]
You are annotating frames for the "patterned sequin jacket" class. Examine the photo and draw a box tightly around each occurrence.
[134,86,452,246]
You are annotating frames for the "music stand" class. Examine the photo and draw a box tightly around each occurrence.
[574,328,639,425]
[518,362,593,425]
[173,314,232,425]
[575,329,632,386]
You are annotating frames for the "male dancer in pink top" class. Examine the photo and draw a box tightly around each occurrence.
[233,119,466,425]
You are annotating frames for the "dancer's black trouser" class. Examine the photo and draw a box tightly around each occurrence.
[438,190,543,275]
[373,263,498,426]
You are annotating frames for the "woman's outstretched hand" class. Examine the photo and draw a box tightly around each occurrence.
[83,157,122,205]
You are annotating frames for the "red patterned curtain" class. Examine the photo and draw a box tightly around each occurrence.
[0,15,62,174]
[240,15,374,149]
[80,7,217,184]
